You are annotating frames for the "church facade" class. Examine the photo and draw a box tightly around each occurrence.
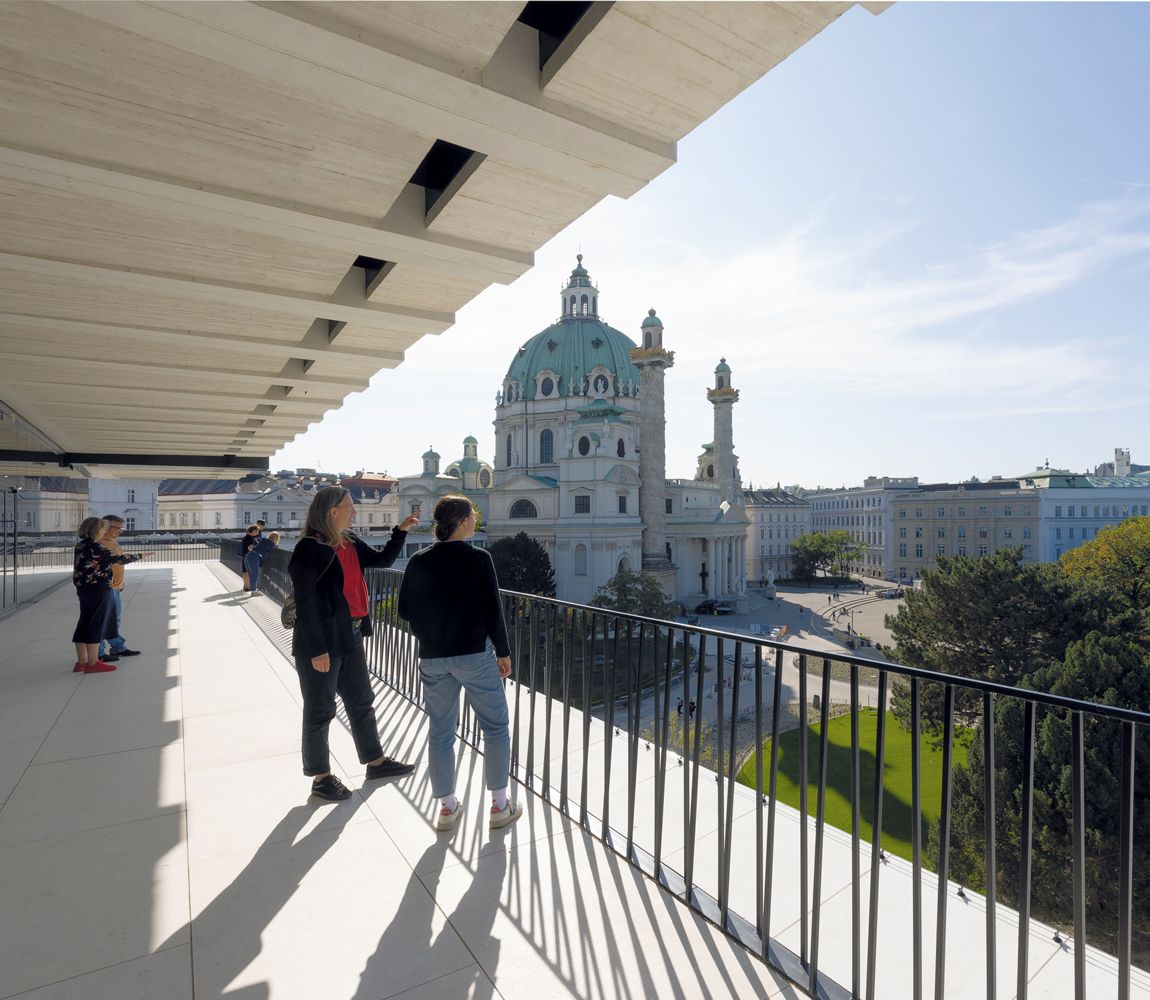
[483,258,748,605]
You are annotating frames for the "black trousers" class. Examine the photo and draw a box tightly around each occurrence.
[293,634,383,777]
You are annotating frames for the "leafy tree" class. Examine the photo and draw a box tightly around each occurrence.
[591,568,674,619]
[790,530,864,580]
[790,532,838,579]
[1061,515,1150,612]
[939,631,1150,955]
[488,531,555,596]
[886,548,1111,734]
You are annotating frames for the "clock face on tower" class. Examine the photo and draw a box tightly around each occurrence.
[593,374,609,395]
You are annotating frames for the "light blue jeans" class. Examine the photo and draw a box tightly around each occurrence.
[419,647,510,798]
[99,589,126,657]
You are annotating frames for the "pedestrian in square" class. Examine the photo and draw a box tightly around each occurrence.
[398,495,521,833]
[288,487,420,802]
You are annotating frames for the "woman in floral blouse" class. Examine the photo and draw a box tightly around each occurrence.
[73,517,143,674]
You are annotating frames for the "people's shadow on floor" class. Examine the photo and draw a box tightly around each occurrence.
[355,833,509,1000]
[158,804,359,1000]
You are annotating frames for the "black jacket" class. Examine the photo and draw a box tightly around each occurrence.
[289,529,406,659]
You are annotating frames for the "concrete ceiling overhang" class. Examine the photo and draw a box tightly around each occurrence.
[0,0,878,478]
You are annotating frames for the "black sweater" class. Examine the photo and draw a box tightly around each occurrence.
[288,529,406,659]
[398,541,510,659]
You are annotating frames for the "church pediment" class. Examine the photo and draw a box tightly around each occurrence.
[499,474,558,492]
[603,464,640,486]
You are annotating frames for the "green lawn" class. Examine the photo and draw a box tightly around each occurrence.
[736,709,970,865]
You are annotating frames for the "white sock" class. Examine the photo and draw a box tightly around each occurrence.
[442,794,458,812]
[492,787,508,810]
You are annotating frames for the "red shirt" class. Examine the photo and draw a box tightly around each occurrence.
[336,543,370,618]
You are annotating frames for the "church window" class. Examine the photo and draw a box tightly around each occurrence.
[717,376,725,388]
[580,294,588,315]
[539,429,554,464]
[575,495,590,514]
[479,469,491,488]
[666,499,673,514]
[618,495,627,514]
[706,464,714,478]
[592,296,597,314]
[510,499,538,519]
[578,436,590,456]
[540,376,554,397]
[574,544,588,576]
[506,434,512,466]
[617,439,625,458]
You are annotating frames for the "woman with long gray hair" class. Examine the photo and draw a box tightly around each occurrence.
[398,495,520,832]
[72,516,143,673]
[288,486,420,802]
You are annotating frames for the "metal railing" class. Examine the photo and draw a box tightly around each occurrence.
[219,548,1148,1000]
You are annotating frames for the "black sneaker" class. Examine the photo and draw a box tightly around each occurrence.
[101,653,121,663]
[311,774,352,801]
[366,757,415,780]
[119,649,141,657]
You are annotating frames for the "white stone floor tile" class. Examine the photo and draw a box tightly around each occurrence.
[0,813,190,999]
[0,744,184,849]
[2,945,193,1000]
[182,701,302,770]
[378,965,493,1000]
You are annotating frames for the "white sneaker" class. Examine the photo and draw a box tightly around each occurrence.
[489,800,522,830]
[436,801,463,831]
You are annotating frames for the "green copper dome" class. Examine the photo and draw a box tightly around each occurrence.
[505,318,640,400]
[715,358,731,374]
[421,447,440,460]
[641,308,662,328]
[463,435,478,445]
[504,257,640,400]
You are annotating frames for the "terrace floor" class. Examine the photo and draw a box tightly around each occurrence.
[0,563,1144,1000]
[0,563,798,1000]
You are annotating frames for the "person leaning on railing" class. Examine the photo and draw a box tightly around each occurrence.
[287,486,421,802]
[397,494,521,833]
[71,517,146,674]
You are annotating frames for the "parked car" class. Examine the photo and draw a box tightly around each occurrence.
[694,599,718,614]
[714,601,735,615]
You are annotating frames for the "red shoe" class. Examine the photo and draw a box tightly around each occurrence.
[73,661,86,672]
[83,661,117,673]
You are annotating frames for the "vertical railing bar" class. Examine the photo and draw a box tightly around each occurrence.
[1118,720,1135,1000]
[851,662,862,1000]
[601,615,621,841]
[865,670,888,1000]
[579,610,593,827]
[799,652,809,967]
[560,607,573,812]
[911,676,923,1000]
[754,643,765,944]
[808,659,832,996]
[720,639,744,926]
[654,624,672,870]
[510,599,524,780]
[1015,700,1036,1000]
[626,620,641,856]
[541,602,555,798]
[1072,710,1086,1000]
[716,636,726,914]
[524,602,538,789]
[685,632,707,895]
[934,685,955,1000]
[761,647,784,955]
[984,690,997,1000]
[682,627,693,888]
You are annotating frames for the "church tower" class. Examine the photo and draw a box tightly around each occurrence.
[630,309,676,593]
[707,359,742,505]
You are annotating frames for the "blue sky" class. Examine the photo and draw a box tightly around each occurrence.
[273,2,1150,487]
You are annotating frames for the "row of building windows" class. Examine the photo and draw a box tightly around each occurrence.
[1054,503,1147,518]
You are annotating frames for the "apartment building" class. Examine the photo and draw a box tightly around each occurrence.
[743,488,810,584]
[808,476,917,579]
